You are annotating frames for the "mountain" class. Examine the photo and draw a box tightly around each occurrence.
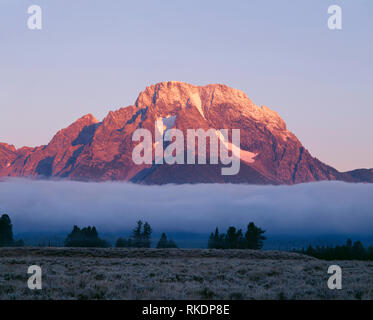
[0,81,371,184]
[344,169,373,183]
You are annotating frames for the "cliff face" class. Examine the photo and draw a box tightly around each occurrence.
[0,81,370,184]
[0,143,17,170]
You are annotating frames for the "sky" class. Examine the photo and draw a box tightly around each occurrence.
[0,0,372,172]
[1,179,373,237]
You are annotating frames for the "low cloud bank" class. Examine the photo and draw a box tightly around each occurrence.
[0,179,373,236]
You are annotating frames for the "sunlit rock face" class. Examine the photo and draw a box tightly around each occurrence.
[0,81,370,184]
[0,143,17,170]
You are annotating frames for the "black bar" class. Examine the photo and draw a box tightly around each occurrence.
[0,300,371,319]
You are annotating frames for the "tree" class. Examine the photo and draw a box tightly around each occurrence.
[156,233,178,249]
[223,227,246,249]
[129,220,152,248]
[352,241,365,260]
[131,220,143,248]
[225,226,238,249]
[207,223,266,250]
[208,228,218,249]
[0,214,14,246]
[168,239,178,248]
[236,229,246,249]
[115,237,128,248]
[157,233,168,248]
[116,221,153,248]
[300,239,373,261]
[367,246,373,260]
[143,222,152,248]
[208,228,225,249]
[64,225,109,247]
[245,222,266,250]
[344,238,353,259]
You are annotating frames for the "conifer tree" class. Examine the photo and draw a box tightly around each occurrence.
[142,222,152,248]
[131,220,143,248]
[0,214,14,246]
[245,222,266,250]
[157,233,168,248]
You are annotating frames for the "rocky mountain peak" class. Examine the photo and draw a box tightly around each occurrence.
[0,143,17,169]
[135,81,254,118]
[0,142,16,152]
[134,81,287,132]
[0,81,370,184]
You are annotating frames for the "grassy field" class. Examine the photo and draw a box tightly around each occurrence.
[0,247,372,300]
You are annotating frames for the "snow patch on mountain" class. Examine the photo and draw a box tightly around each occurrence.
[217,131,257,164]
[188,92,204,119]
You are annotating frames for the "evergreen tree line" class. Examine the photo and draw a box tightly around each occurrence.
[64,220,178,248]
[64,225,109,247]
[115,221,178,249]
[0,214,179,249]
[4,211,373,259]
[208,222,266,249]
[156,233,178,249]
[299,239,373,261]
[115,220,152,248]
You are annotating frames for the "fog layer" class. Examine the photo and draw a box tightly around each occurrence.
[0,179,372,236]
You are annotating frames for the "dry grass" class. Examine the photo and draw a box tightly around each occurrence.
[0,248,372,300]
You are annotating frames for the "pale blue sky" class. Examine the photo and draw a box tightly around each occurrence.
[0,0,372,171]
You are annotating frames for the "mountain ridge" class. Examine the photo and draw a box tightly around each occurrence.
[1,81,372,184]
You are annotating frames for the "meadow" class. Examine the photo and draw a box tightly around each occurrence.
[1,248,373,300]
